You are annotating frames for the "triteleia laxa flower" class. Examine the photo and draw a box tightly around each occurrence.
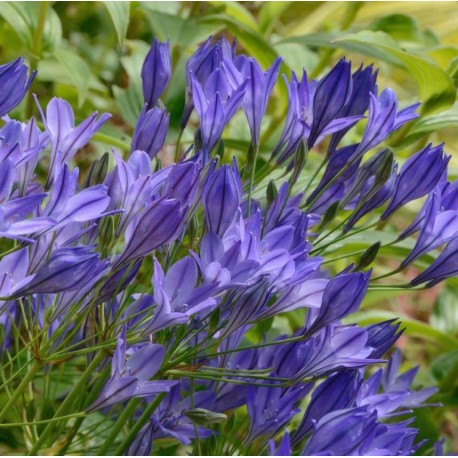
[131,105,169,159]
[382,143,450,219]
[87,334,176,412]
[142,38,171,108]
[202,159,242,236]
[0,57,36,116]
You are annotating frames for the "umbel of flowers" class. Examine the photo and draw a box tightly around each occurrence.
[0,37,455,456]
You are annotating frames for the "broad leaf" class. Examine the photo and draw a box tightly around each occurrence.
[54,48,91,107]
[104,1,130,46]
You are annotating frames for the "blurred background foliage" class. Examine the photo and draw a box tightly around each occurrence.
[0,1,457,453]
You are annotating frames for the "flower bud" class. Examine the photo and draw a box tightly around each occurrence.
[141,39,171,108]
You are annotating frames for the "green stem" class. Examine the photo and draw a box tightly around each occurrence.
[371,267,403,282]
[91,132,131,151]
[311,221,379,255]
[57,363,111,455]
[113,393,166,455]
[0,360,41,423]
[98,399,140,455]
[247,144,260,216]
[29,351,106,455]
[303,156,328,197]
[25,1,48,118]
[0,412,86,428]
[174,128,184,162]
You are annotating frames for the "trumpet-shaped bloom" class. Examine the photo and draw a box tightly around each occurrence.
[87,334,176,412]
[142,39,171,108]
[36,97,111,183]
[382,144,450,219]
[0,57,36,116]
[131,106,169,159]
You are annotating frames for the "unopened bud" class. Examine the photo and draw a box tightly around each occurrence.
[184,408,227,425]
[354,241,381,271]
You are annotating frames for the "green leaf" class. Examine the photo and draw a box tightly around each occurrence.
[0,2,62,54]
[0,2,32,46]
[54,48,91,107]
[350,310,458,351]
[208,1,258,30]
[142,9,223,48]
[431,286,458,335]
[113,84,143,128]
[258,2,292,35]
[104,1,130,46]
[334,30,456,114]
[399,103,458,146]
[369,14,426,44]
[431,350,458,384]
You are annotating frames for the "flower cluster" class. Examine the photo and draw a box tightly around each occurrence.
[0,35,455,456]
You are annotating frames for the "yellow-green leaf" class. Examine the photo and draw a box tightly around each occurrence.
[335,30,456,114]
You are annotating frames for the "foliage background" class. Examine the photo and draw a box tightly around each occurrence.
[0,1,457,453]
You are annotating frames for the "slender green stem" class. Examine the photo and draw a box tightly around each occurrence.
[174,128,184,162]
[371,267,403,282]
[113,393,166,455]
[303,156,328,197]
[0,412,86,428]
[29,351,106,455]
[98,399,140,455]
[247,144,260,216]
[91,132,131,151]
[57,363,111,455]
[0,360,41,423]
[25,1,48,118]
[311,221,379,255]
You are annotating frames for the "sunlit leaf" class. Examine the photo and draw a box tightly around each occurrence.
[54,48,91,107]
[104,1,130,46]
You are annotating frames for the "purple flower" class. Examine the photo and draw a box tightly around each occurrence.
[0,192,55,242]
[272,62,364,164]
[307,58,353,148]
[220,280,270,338]
[272,325,381,380]
[87,334,176,412]
[365,319,403,358]
[292,370,360,445]
[411,236,458,287]
[401,187,458,268]
[182,36,234,129]
[44,165,111,229]
[225,56,282,146]
[302,407,378,455]
[247,383,310,443]
[0,57,36,116]
[269,432,292,456]
[308,271,370,334]
[36,97,111,184]
[142,386,216,447]
[355,88,419,160]
[202,159,242,236]
[11,246,100,297]
[144,257,216,331]
[328,64,378,153]
[190,71,245,156]
[131,106,169,159]
[382,144,450,219]
[142,39,171,108]
[114,198,186,269]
